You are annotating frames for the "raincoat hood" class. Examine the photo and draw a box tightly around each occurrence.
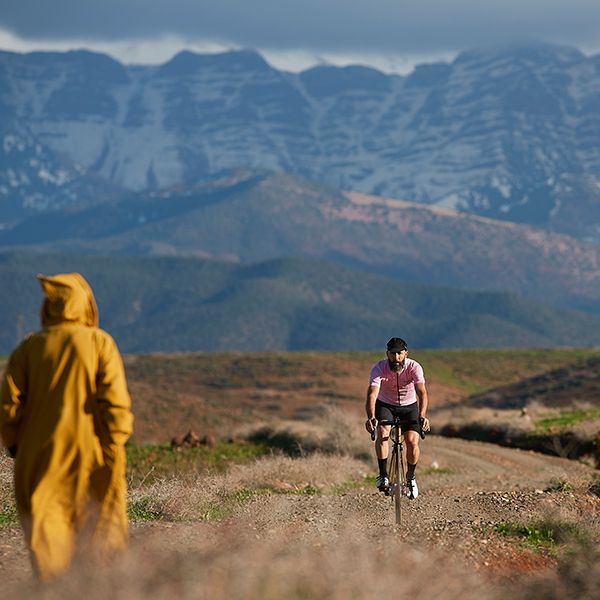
[38,273,99,328]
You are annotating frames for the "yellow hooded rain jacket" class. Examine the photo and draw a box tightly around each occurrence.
[0,273,133,580]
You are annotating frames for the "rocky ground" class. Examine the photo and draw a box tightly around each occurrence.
[227,436,596,576]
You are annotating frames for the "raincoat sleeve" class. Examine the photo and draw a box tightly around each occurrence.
[93,332,133,461]
[0,338,29,454]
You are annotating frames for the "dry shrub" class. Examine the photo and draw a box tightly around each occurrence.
[541,502,600,546]
[238,405,372,459]
[225,452,366,490]
[434,406,532,436]
[129,453,368,521]
[11,524,497,600]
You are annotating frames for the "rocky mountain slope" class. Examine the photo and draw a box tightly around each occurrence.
[1,42,600,240]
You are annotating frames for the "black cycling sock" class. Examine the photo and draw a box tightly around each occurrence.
[406,462,416,480]
[378,458,388,478]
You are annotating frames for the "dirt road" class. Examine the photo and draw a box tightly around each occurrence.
[227,436,596,573]
[2,436,598,596]
[132,436,597,585]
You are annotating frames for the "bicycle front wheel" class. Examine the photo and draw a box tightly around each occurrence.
[389,446,402,525]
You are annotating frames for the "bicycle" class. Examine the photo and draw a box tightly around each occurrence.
[371,417,425,525]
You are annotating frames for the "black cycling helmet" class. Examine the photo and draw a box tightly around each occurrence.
[387,337,408,352]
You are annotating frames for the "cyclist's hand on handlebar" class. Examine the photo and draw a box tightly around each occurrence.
[365,418,377,434]
[420,416,431,433]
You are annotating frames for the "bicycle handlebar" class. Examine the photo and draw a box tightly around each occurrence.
[372,418,427,440]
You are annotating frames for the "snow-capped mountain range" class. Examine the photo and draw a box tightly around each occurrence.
[1,41,600,240]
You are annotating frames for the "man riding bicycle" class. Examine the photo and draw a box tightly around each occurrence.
[365,337,430,499]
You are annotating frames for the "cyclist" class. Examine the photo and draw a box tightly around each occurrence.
[365,337,430,499]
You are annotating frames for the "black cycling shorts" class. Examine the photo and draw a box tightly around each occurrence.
[375,400,420,433]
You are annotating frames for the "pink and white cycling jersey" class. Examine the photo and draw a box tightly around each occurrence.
[369,358,425,406]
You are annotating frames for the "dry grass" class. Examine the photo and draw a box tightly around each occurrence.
[11,526,497,600]
[3,442,600,598]
[128,452,368,522]
[10,503,600,599]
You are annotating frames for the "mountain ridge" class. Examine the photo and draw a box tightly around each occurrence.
[2,42,600,240]
[2,173,598,314]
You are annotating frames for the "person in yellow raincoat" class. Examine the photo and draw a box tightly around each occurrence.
[0,273,133,581]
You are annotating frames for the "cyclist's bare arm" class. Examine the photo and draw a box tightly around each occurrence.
[365,384,379,419]
[415,382,430,431]
[365,384,379,432]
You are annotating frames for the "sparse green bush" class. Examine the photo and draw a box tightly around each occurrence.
[200,487,274,522]
[494,518,587,549]
[295,484,320,496]
[421,466,453,475]
[128,498,164,522]
[544,478,573,493]
[330,476,373,494]
[535,409,600,432]
[0,502,17,527]
[494,521,556,548]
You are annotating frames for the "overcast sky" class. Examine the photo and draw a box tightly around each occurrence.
[1,1,600,73]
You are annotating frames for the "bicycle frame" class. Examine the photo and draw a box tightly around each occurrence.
[379,418,407,525]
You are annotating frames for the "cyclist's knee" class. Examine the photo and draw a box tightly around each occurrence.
[405,432,419,450]
[377,426,390,442]
[376,438,389,453]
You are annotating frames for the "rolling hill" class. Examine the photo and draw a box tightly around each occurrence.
[463,354,600,411]
[2,250,600,355]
